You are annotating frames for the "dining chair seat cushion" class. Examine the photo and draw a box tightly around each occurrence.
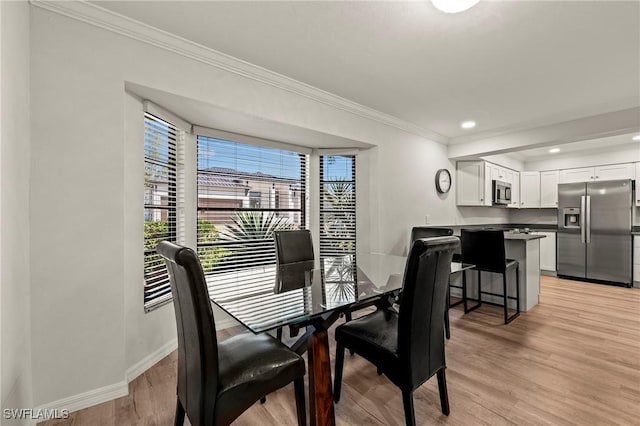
[335,309,402,384]
[215,332,305,424]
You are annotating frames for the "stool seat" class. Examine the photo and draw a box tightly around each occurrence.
[461,229,520,324]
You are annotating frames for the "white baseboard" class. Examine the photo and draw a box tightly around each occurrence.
[36,318,239,415]
[125,338,178,383]
[34,381,128,415]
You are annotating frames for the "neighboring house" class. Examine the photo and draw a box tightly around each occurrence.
[197,167,304,228]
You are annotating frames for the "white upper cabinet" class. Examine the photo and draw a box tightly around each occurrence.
[457,161,487,206]
[636,163,640,206]
[540,170,559,208]
[520,171,540,208]
[559,163,635,183]
[594,163,635,181]
[509,171,520,209]
[559,167,594,183]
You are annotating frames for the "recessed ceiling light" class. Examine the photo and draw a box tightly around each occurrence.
[632,134,640,141]
[461,121,476,129]
[549,148,560,154]
[431,0,481,14]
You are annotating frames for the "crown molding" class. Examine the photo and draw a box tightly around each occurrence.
[30,0,448,144]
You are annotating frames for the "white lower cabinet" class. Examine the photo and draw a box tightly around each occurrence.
[537,232,556,272]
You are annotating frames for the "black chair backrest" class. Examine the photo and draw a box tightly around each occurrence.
[410,227,454,243]
[273,230,315,293]
[157,241,218,426]
[398,236,459,388]
[461,229,507,273]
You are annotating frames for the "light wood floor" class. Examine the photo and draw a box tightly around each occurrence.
[41,276,640,426]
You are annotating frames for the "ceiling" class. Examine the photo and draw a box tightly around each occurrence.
[508,132,640,161]
[94,1,640,142]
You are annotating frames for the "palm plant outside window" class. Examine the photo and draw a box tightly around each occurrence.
[196,136,308,313]
[320,155,356,306]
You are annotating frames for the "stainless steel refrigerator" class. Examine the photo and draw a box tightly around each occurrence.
[557,179,633,286]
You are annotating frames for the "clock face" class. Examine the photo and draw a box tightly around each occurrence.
[436,169,451,193]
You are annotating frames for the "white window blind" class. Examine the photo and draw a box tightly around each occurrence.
[196,135,309,327]
[143,112,184,312]
[319,155,356,258]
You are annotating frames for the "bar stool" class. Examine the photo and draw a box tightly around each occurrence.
[460,229,520,324]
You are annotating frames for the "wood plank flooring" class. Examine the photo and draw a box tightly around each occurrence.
[40,276,640,425]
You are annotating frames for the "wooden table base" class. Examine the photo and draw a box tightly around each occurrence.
[307,329,336,426]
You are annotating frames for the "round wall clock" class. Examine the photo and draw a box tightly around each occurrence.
[435,169,452,194]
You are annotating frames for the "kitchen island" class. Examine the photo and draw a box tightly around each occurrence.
[448,229,545,312]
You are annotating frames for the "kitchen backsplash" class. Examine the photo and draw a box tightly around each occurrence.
[509,209,558,224]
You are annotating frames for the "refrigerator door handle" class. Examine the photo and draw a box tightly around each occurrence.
[586,195,591,244]
[580,195,586,243]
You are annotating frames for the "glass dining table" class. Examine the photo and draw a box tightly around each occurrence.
[207,252,474,426]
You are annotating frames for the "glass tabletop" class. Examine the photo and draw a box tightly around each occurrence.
[207,252,473,334]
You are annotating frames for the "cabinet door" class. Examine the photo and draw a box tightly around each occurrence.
[538,232,557,271]
[559,167,594,183]
[636,163,640,206]
[594,163,634,181]
[520,172,540,208]
[540,170,559,208]
[483,163,493,206]
[509,171,520,208]
[456,161,486,206]
[488,163,501,181]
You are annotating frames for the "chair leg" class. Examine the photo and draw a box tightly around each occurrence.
[436,368,450,416]
[294,377,306,426]
[504,265,521,324]
[515,265,521,316]
[174,397,185,426]
[345,311,352,322]
[276,327,283,341]
[464,269,482,314]
[260,396,266,404]
[402,389,416,426]
[503,272,509,325]
[334,342,345,403]
[462,270,468,312]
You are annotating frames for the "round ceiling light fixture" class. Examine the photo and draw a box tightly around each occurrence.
[461,121,476,129]
[549,148,560,154]
[431,0,481,14]
[632,134,640,141]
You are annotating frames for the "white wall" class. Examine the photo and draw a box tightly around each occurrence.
[28,5,509,408]
[1,0,33,421]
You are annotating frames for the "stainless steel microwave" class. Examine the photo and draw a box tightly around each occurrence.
[492,180,512,205]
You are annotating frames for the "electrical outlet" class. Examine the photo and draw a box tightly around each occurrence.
[425,214,430,224]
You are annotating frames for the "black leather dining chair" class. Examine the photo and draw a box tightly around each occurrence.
[156,241,307,426]
[410,227,463,339]
[460,229,520,324]
[273,230,321,340]
[274,229,315,294]
[333,236,460,426]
